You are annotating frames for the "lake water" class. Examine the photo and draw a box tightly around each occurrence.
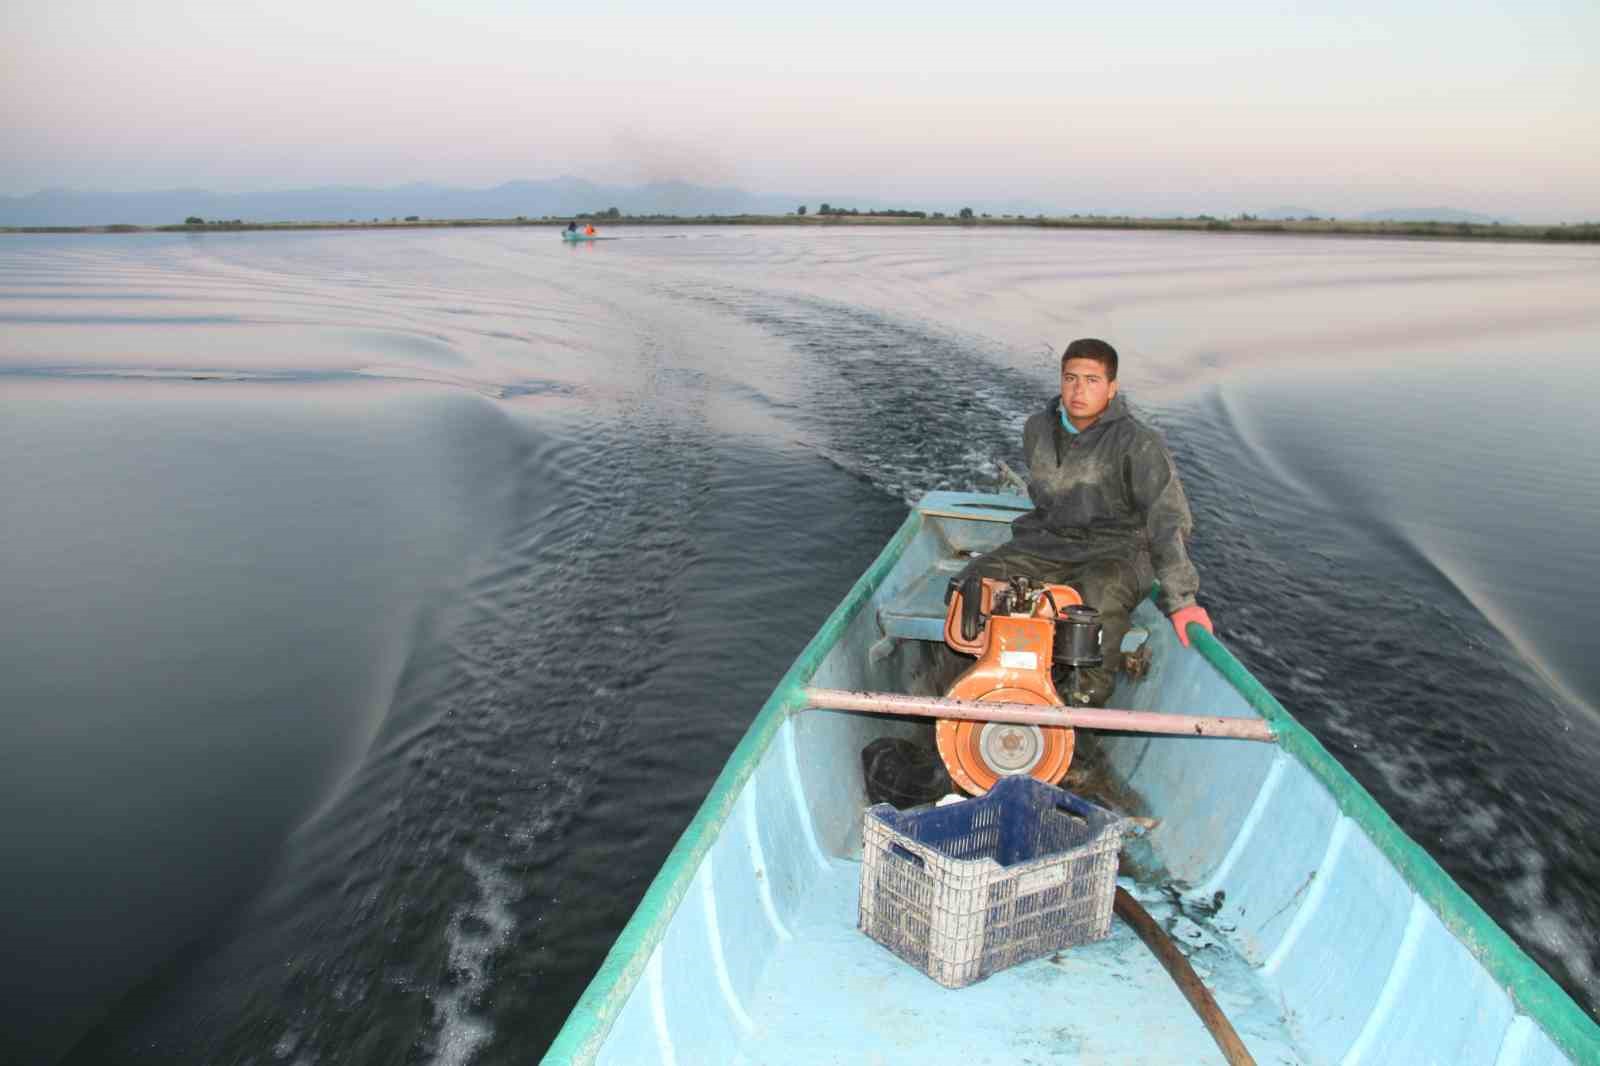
[2,226,1597,1063]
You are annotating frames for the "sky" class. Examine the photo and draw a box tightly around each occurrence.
[3,0,1597,221]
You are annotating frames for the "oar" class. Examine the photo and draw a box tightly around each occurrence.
[800,687,1276,742]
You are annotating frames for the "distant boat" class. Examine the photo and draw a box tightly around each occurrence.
[541,491,1600,1065]
[561,230,600,242]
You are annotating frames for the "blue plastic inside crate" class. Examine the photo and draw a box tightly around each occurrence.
[858,774,1124,987]
[871,775,1112,866]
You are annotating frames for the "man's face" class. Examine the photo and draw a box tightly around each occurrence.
[1060,357,1118,425]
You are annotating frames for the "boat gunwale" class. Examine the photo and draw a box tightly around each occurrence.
[1186,625,1600,1060]
[542,492,1600,1064]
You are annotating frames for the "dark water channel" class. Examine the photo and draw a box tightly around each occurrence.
[1,227,1596,1063]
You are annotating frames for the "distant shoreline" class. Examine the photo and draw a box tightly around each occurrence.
[4,213,1596,244]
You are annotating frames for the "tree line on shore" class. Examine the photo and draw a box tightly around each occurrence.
[11,212,1595,244]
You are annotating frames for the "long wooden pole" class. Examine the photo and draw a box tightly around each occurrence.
[800,687,1276,742]
[1114,888,1257,1066]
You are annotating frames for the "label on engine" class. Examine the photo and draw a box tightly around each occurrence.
[999,651,1038,671]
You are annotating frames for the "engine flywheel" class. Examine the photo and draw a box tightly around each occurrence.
[935,687,1074,794]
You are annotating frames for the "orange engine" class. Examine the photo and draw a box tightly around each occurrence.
[938,576,1080,794]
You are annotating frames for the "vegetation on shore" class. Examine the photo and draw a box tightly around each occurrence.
[5,210,1596,244]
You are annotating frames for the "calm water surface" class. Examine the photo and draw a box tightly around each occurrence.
[2,227,1597,1063]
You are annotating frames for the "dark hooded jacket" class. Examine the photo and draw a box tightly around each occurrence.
[1010,393,1199,614]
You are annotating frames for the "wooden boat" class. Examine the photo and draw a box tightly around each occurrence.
[542,491,1599,1064]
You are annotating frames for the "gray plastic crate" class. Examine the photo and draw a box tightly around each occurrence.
[858,776,1124,988]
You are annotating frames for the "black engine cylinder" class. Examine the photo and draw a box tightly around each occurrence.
[1053,604,1104,667]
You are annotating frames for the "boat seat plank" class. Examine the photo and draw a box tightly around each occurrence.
[876,557,966,641]
[732,858,1304,1065]
[915,490,1033,524]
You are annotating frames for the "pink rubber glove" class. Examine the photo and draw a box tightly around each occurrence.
[1169,604,1213,648]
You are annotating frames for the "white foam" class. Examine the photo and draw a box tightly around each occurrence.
[1503,844,1599,1008]
[431,854,517,1066]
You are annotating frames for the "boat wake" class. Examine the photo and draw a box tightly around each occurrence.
[649,279,1046,503]
[10,229,1598,1061]
[640,277,1600,1017]
[1193,385,1600,1016]
[433,856,518,1066]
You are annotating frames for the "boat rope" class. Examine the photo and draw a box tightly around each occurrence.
[995,458,1030,494]
[1114,887,1258,1066]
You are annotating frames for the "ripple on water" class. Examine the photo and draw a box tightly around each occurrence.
[7,231,1597,1062]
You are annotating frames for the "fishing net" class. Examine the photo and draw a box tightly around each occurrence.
[861,736,954,809]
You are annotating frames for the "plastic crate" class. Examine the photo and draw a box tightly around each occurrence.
[857,775,1124,988]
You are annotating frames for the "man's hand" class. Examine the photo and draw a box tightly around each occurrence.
[1168,604,1213,648]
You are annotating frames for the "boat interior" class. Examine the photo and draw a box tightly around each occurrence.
[583,493,1572,1066]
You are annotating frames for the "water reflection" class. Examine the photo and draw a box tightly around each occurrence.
[1,226,1596,1061]
[0,379,519,1060]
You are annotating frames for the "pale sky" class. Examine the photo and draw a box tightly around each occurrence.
[4,0,1597,221]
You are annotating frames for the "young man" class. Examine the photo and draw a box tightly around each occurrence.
[956,337,1213,705]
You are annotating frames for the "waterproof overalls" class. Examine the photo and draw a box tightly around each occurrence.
[957,393,1200,705]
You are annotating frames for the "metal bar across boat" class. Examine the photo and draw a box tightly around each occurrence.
[800,686,1278,742]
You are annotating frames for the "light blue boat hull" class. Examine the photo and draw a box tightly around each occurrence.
[544,492,1596,1064]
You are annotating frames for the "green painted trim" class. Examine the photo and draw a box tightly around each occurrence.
[540,508,925,1065]
[1189,624,1600,1061]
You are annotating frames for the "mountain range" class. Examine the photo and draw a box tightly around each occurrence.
[1353,207,1508,224]
[1257,205,1509,223]
[0,178,805,227]
[0,179,1511,228]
